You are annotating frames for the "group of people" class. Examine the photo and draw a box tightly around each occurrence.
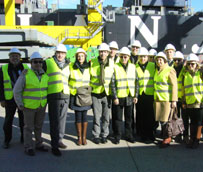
[0,40,202,157]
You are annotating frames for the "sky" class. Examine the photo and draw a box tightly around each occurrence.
[47,0,203,12]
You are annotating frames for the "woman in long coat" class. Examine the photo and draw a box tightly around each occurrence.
[154,52,178,148]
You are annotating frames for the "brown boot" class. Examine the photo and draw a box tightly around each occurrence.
[82,122,88,145]
[76,123,82,146]
[159,137,171,148]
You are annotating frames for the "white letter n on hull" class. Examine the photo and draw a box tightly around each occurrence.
[128,16,161,48]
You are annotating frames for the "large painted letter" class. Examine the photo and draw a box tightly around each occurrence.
[128,16,161,48]
[17,14,32,26]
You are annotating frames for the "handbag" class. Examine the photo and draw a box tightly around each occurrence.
[75,86,92,107]
[164,107,185,138]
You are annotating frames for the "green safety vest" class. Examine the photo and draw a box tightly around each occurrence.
[184,71,203,105]
[23,69,49,109]
[114,62,136,98]
[69,63,90,95]
[46,57,70,95]
[177,67,185,99]
[2,63,29,100]
[136,62,155,96]
[90,58,114,96]
[154,66,173,101]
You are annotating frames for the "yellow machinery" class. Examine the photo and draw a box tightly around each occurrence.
[0,0,105,50]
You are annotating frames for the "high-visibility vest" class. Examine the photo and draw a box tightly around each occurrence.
[2,63,29,100]
[154,66,173,101]
[177,67,185,99]
[90,58,114,96]
[114,62,136,98]
[23,69,49,109]
[69,63,90,95]
[184,71,203,105]
[136,62,155,96]
[46,57,70,95]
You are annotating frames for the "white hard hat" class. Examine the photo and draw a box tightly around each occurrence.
[76,48,87,55]
[119,47,131,56]
[56,44,67,53]
[155,52,167,61]
[98,43,110,51]
[131,40,141,48]
[164,43,176,51]
[109,41,119,50]
[9,48,21,55]
[186,53,199,62]
[30,52,43,60]
[173,51,184,59]
[149,49,157,56]
[138,47,149,56]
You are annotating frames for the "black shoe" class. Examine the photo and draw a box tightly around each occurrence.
[126,137,135,143]
[3,142,9,149]
[101,137,108,144]
[52,148,62,157]
[36,146,48,152]
[113,138,120,144]
[25,149,35,156]
[93,138,100,144]
[58,142,67,149]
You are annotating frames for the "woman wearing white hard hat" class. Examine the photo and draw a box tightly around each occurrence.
[135,47,156,143]
[182,53,203,149]
[154,52,178,148]
[148,49,157,62]
[14,52,49,156]
[111,47,138,144]
[69,48,91,146]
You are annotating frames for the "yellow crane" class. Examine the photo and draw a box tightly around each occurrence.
[1,0,105,50]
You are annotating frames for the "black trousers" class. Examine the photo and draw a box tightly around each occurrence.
[114,104,133,140]
[3,102,24,143]
[48,99,69,149]
[111,103,117,134]
[136,93,155,139]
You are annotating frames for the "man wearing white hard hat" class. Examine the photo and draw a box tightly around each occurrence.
[43,44,70,156]
[0,48,29,149]
[164,43,176,66]
[135,47,156,143]
[182,53,203,149]
[149,49,157,62]
[14,52,49,156]
[130,40,141,64]
[90,43,114,144]
[154,52,178,148]
[108,41,120,65]
[111,47,138,144]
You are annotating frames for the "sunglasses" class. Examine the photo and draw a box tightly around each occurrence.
[187,63,196,66]
[174,59,182,62]
[120,55,129,59]
[32,60,43,64]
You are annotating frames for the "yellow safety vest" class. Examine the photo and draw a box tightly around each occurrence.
[136,62,155,96]
[69,63,90,95]
[177,67,185,99]
[184,71,203,105]
[23,69,49,109]
[2,64,29,100]
[114,62,136,98]
[154,66,173,101]
[90,58,114,96]
[46,57,70,95]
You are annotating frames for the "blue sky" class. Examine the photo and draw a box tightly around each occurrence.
[47,0,202,12]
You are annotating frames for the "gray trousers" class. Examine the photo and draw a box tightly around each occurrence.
[23,106,46,150]
[48,99,69,149]
[92,95,110,138]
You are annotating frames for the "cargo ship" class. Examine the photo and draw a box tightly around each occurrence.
[0,0,202,61]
